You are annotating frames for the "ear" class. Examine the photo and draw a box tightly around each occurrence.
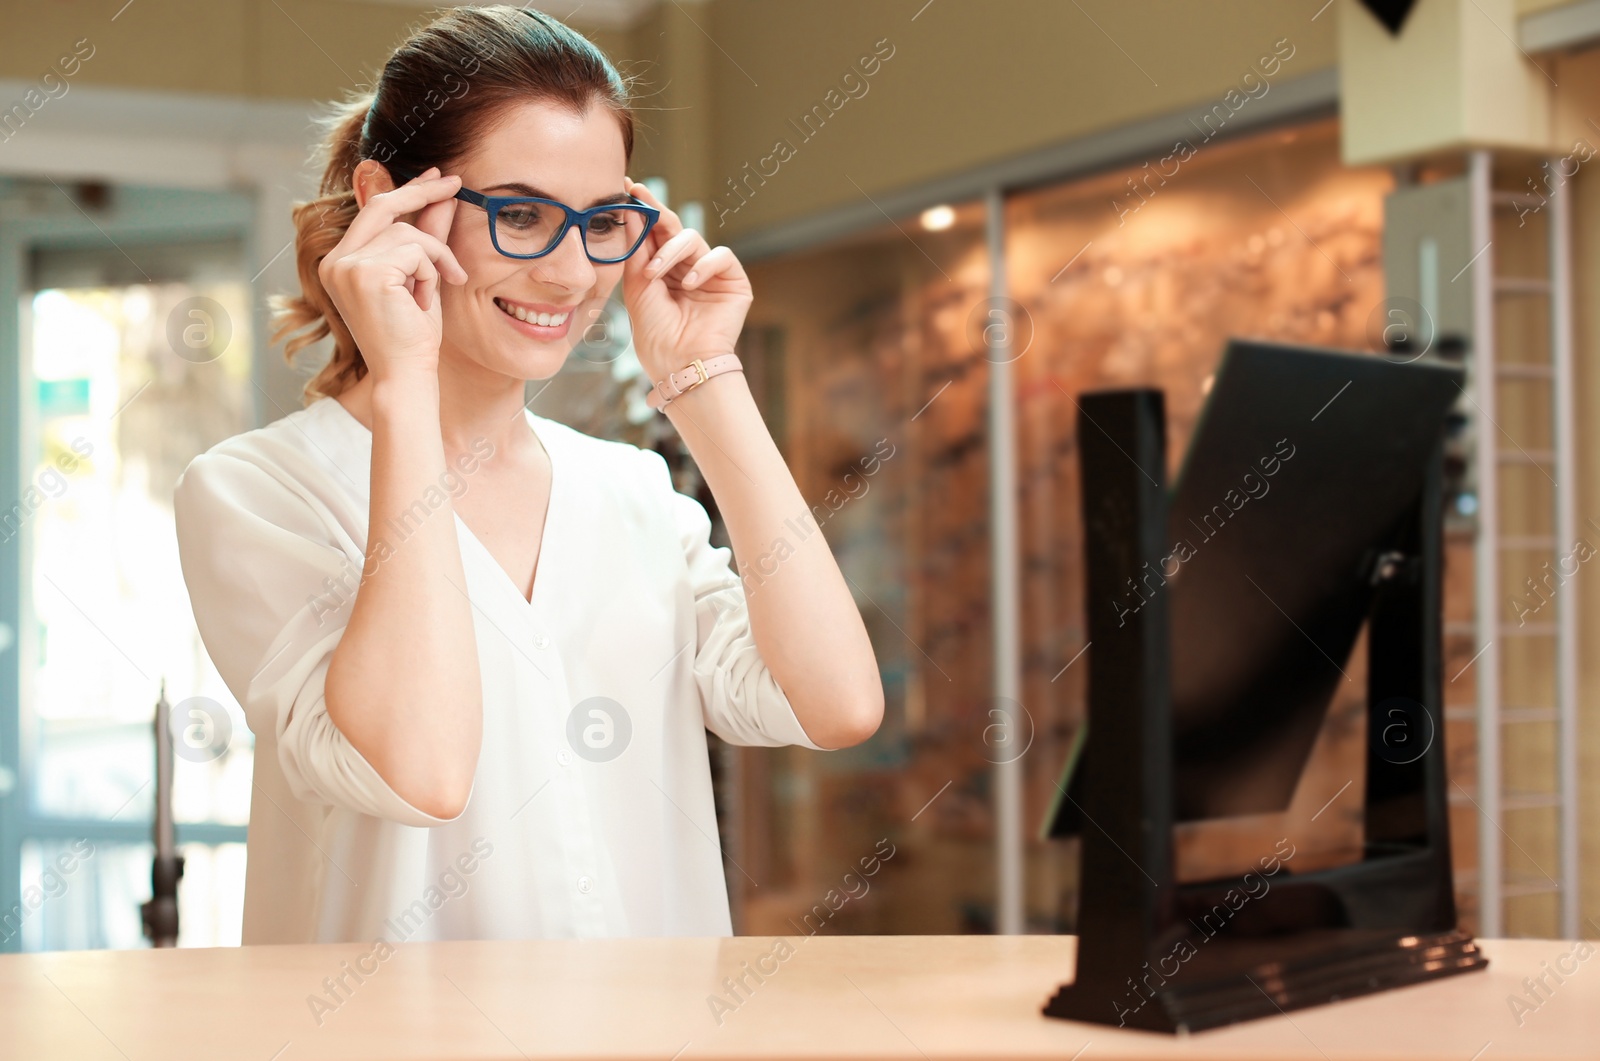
[351,158,399,209]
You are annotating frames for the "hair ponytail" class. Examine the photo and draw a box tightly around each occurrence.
[268,6,636,405]
[269,95,371,403]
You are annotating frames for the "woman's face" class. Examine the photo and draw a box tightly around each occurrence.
[435,99,630,382]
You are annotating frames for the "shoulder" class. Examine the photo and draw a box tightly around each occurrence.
[531,413,673,491]
[197,396,352,466]
[175,398,356,517]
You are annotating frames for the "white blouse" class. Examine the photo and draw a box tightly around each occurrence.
[173,395,824,946]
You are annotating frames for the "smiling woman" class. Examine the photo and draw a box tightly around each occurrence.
[268,7,643,400]
[171,4,883,947]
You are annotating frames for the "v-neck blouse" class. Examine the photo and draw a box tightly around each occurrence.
[451,406,554,608]
[173,395,825,945]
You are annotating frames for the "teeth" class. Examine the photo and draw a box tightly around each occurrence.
[495,298,568,327]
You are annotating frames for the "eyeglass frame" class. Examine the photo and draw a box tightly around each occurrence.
[385,164,661,264]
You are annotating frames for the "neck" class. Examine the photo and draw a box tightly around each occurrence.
[338,349,541,456]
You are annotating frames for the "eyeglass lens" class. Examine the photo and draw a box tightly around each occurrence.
[493,201,647,261]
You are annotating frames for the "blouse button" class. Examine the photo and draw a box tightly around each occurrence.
[532,633,550,650]
[556,749,571,766]
[577,875,592,894]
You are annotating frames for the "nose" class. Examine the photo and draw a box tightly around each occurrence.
[530,222,597,288]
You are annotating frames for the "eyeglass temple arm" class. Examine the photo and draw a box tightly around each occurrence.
[380,163,483,206]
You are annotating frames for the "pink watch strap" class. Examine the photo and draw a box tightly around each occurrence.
[646,353,743,410]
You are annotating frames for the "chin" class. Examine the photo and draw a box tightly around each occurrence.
[495,339,572,383]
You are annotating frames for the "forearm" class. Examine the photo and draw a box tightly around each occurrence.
[324,374,483,816]
[663,371,883,748]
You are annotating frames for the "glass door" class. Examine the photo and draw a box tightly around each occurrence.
[739,200,997,934]
[2,182,257,951]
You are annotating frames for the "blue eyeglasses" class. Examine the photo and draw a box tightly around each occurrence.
[387,165,660,264]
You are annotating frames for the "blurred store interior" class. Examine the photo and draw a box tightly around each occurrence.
[0,0,1597,950]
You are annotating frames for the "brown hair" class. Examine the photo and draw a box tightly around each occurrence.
[270,5,636,404]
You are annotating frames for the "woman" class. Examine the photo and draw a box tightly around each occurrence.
[174,6,881,946]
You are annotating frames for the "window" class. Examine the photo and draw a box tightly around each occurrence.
[3,194,256,951]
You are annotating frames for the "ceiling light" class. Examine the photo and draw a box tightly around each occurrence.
[920,205,955,231]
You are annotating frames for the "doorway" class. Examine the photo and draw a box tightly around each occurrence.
[1,178,257,950]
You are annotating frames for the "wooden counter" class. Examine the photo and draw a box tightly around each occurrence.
[2,934,1594,1059]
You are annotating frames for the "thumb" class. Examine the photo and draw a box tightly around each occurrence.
[621,231,658,309]
[415,197,465,284]
[622,206,656,280]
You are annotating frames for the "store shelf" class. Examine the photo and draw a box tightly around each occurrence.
[1498,534,1556,549]
[1491,191,1546,209]
[1493,277,1552,295]
[1444,705,1557,724]
[1500,622,1557,637]
[1455,869,1562,898]
[1496,364,1554,380]
[1448,788,1560,810]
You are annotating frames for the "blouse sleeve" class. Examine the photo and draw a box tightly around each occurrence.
[173,451,470,826]
[638,447,828,751]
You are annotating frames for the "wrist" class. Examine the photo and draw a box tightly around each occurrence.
[370,371,441,419]
[645,351,743,412]
[640,348,734,378]
[660,364,750,420]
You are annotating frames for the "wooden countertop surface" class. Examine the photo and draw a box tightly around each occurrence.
[2,934,1594,1060]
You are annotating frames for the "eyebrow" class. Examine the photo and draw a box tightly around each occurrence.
[482,182,632,208]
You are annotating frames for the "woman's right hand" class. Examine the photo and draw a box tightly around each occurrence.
[318,165,468,380]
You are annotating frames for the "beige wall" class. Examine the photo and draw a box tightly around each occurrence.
[1520,0,1584,14]
[621,3,711,208]
[0,1,1338,233]
[0,1,630,121]
[1340,0,1553,165]
[696,0,1336,237]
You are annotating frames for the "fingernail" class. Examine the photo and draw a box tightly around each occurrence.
[685,271,698,285]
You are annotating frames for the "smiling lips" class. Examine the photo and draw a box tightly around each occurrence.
[493,297,573,329]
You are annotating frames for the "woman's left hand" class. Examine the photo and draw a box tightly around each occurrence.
[620,178,752,383]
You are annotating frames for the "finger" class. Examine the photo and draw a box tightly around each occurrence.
[644,227,707,281]
[681,245,742,289]
[413,195,466,284]
[410,249,441,312]
[622,208,654,285]
[361,222,467,286]
[622,203,647,256]
[627,178,683,239]
[625,193,671,271]
[345,172,463,248]
[342,241,440,308]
